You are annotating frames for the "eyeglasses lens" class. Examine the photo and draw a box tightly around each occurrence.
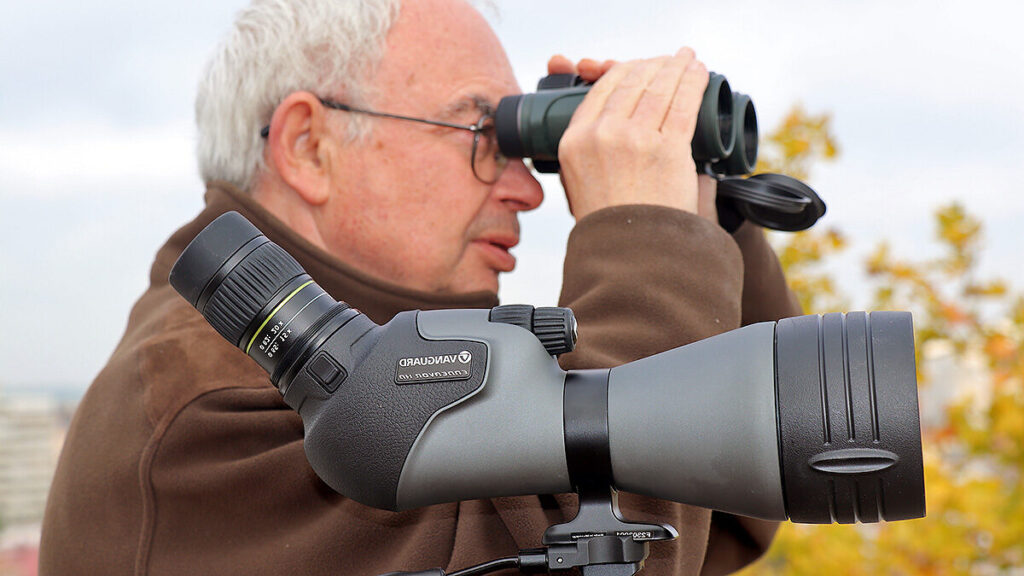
[472,116,508,184]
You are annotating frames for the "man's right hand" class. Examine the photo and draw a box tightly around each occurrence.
[547,48,711,222]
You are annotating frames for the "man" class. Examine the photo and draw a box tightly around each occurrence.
[40,0,799,574]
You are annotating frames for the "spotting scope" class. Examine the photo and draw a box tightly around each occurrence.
[169,212,925,574]
[170,211,924,520]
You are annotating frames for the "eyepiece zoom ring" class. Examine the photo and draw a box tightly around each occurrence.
[203,241,305,348]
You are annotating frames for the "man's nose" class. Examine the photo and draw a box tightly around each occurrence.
[495,159,544,211]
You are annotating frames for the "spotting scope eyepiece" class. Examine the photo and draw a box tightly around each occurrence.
[170,212,925,523]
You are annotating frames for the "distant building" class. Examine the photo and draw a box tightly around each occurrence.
[0,393,71,529]
[0,387,77,576]
[919,339,991,433]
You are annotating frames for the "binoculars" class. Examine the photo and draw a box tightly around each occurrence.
[495,72,758,175]
[495,72,827,233]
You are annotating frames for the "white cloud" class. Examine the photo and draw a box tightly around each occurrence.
[0,123,199,198]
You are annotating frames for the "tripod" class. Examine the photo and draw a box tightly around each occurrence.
[381,485,677,576]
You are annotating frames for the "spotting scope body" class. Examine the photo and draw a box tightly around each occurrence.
[170,212,925,524]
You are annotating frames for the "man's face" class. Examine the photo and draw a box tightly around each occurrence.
[317,0,544,294]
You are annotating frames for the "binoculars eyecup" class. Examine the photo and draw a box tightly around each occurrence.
[691,73,735,162]
[712,92,757,175]
[495,93,526,159]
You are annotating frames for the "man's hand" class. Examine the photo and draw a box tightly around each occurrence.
[547,49,718,224]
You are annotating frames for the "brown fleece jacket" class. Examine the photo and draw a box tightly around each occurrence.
[39,182,800,576]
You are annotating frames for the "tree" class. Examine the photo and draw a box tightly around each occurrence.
[740,109,1024,575]
[754,106,847,314]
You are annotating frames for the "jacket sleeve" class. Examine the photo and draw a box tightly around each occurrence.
[701,221,803,575]
[142,385,487,576]
[545,206,800,575]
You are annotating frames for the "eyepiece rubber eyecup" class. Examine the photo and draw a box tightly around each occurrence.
[169,211,264,308]
[169,211,307,349]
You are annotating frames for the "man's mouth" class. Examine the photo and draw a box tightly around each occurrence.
[474,235,518,272]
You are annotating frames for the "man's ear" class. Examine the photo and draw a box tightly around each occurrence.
[264,91,338,206]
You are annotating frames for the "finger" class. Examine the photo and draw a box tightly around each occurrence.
[547,54,577,75]
[598,56,670,120]
[578,59,619,83]
[631,48,696,130]
[663,57,709,141]
[564,59,641,128]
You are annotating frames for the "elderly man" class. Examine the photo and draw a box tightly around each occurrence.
[40,0,799,574]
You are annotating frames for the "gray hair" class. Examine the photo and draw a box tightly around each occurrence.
[195,0,402,191]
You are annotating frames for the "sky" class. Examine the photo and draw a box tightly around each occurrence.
[1,0,1022,390]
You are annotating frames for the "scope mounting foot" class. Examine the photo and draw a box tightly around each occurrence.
[540,485,678,574]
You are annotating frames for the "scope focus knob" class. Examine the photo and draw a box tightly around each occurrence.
[533,306,578,355]
[489,305,578,356]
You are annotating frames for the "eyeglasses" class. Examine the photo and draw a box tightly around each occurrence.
[260,98,509,184]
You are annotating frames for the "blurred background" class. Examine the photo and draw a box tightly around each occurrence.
[1,0,1022,574]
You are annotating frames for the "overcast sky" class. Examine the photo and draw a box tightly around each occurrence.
[2,0,1022,389]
